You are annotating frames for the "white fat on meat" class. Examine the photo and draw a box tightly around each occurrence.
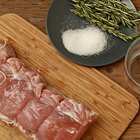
[34,83,44,97]
[40,89,64,107]
[1,59,22,81]
[15,122,36,138]
[0,40,7,50]
[40,94,60,107]
[0,40,7,61]
[8,65,22,80]
[51,94,63,104]
[0,71,6,85]
[0,113,13,124]
[15,122,26,134]
[29,101,43,119]
[30,75,45,97]
[66,127,78,134]
[0,40,16,63]
[19,68,45,96]
[33,136,38,140]
[57,99,98,126]
[32,135,38,140]
[57,106,81,125]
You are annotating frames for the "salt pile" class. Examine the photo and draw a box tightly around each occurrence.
[62,26,107,56]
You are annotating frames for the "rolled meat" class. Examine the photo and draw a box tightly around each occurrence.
[0,40,98,140]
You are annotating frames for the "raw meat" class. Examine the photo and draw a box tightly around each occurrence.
[36,99,98,140]
[0,58,25,81]
[36,110,80,140]
[16,88,64,135]
[0,57,45,121]
[0,40,15,64]
[16,98,54,134]
[0,79,34,120]
[57,99,97,126]
[40,88,64,107]
[0,40,98,140]
[18,66,45,96]
[0,58,25,102]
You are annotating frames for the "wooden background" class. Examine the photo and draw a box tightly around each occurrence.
[0,0,139,139]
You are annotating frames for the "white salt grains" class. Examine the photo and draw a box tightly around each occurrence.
[62,26,107,56]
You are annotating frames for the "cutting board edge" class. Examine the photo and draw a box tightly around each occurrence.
[0,13,139,140]
[119,105,139,139]
[1,12,140,117]
[93,68,140,112]
[1,12,140,110]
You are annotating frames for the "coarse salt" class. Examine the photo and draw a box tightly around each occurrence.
[62,26,107,56]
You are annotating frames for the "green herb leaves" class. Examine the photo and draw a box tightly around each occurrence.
[71,0,140,41]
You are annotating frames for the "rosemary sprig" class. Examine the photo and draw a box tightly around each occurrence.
[72,9,134,41]
[71,0,140,41]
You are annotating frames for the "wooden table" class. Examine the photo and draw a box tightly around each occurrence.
[0,0,139,139]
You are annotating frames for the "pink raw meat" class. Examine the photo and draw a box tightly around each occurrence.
[0,79,34,119]
[0,53,45,97]
[0,71,7,100]
[36,110,80,140]
[0,58,24,101]
[57,99,97,126]
[0,40,15,64]
[0,56,45,120]
[0,40,99,140]
[36,99,98,140]
[16,98,54,134]
[40,88,64,107]
[0,58,24,80]
[16,88,64,134]
[18,66,45,96]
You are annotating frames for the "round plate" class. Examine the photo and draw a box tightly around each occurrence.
[46,0,137,67]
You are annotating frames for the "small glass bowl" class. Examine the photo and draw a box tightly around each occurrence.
[125,37,140,94]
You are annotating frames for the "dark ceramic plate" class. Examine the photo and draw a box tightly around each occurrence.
[47,0,137,67]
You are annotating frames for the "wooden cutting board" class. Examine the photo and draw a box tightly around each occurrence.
[0,14,139,140]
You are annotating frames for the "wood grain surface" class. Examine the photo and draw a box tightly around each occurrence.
[0,13,139,140]
[0,0,139,139]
